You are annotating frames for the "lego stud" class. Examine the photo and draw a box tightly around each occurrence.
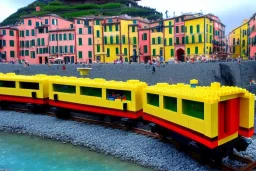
[190,79,198,88]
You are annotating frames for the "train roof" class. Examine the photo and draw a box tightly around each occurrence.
[145,82,254,103]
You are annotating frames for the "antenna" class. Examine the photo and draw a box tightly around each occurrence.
[165,10,169,18]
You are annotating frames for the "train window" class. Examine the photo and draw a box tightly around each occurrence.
[0,80,15,88]
[182,99,204,120]
[164,96,177,112]
[80,87,102,97]
[20,82,39,90]
[106,89,131,101]
[147,93,159,107]
[53,84,76,94]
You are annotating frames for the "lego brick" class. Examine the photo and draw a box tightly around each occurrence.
[218,132,238,146]
[204,121,218,138]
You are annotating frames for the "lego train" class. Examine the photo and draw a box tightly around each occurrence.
[0,73,254,163]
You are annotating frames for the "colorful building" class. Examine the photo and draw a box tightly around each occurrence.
[0,27,19,62]
[185,15,214,57]
[228,20,248,58]
[248,13,256,58]
[0,10,226,64]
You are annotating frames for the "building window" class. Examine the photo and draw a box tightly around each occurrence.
[2,30,6,35]
[63,34,67,40]
[96,30,100,37]
[116,35,119,44]
[176,37,179,45]
[79,38,82,45]
[176,26,179,33]
[78,51,83,58]
[132,26,136,32]
[104,36,107,44]
[181,26,184,33]
[171,49,174,56]
[69,33,73,40]
[175,18,179,22]
[25,50,29,56]
[152,38,156,44]
[169,38,173,46]
[187,48,190,55]
[95,20,100,25]
[164,96,177,112]
[59,34,62,41]
[88,51,92,58]
[79,28,83,34]
[196,25,200,33]
[142,33,147,40]
[147,93,159,107]
[124,48,127,56]
[153,49,156,56]
[169,27,172,34]
[143,45,148,53]
[210,26,212,33]
[199,35,202,43]
[122,35,126,44]
[9,30,14,36]
[97,45,100,52]
[88,27,92,34]
[109,25,112,32]
[45,19,48,25]
[195,47,198,54]
[70,46,74,53]
[182,37,185,44]
[10,51,15,57]
[192,35,195,43]
[107,48,110,57]
[190,26,193,34]
[88,38,92,45]
[115,25,119,31]
[133,37,137,44]
[26,30,29,36]
[42,38,45,46]
[9,40,14,47]
[28,20,32,26]
[31,29,35,36]
[116,47,119,54]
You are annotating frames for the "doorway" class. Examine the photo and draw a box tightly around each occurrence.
[176,49,185,62]
[64,56,70,64]
[39,57,42,64]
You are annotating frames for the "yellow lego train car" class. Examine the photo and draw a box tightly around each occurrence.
[48,76,147,120]
[143,80,254,162]
[0,73,49,112]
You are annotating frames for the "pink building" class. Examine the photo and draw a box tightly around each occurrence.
[0,27,19,62]
[208,14,226,53]
[249,13,256,58]
[18,14,75,64]
[174,15,186,61]
[138,28,150,62]
[74,17,94,63]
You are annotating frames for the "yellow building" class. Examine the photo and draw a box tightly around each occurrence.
[163,19,175,60]
[185,16,214,57]
[150,21,164,59]
[93,19,105,62]
[228,20,248,58]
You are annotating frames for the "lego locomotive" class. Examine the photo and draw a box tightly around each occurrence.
[0,73,254,163]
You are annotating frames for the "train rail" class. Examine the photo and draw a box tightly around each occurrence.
[4,106,256,171]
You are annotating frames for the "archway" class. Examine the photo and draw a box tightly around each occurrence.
[176,49,185,62]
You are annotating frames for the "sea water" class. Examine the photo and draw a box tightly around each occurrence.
[0,132,152,171]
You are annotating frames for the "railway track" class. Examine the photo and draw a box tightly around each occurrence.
[4,106,256,171]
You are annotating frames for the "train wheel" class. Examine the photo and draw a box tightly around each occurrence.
[54,108,71,119]
[122,118,135,130]
[0,101,9,110]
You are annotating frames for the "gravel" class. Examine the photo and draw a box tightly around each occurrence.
[0,110,210,171]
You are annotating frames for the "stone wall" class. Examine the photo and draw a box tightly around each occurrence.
[0,61,255,88]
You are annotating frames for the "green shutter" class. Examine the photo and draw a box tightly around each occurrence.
[104,26,107,32]
[153,49,156,56]
[10,40,14,47]
[132,26,135,32]
[133,37,137,44]
[176,37,179,45]
[79,38,82,45]
[109,26,112,32]
[171,49,174,56]
[195,47,198,54]
[182,37,185,44]
[158,37,161,44]
[79,28,82,34]
[59,34,62,41]
[181,26,184,33]
[31,30,35,36]
[97,45,100,52]
[116,35,119,44]
[107,48,110,57]
[42,38,45,46]
[176,26,179,33]
[110,36,113,44]
[115,25,119,31]
[122,36,125,44]
[116,48,119,54]
[192,35,195,43]
[152,38,155,44]
[210,26,212,33]
[96,30,100,37]
[64,34,67,40]
[10,51,15,57]
[144,45,148,53]
[169,38,173,46]
[197,25,200,33]
[199,35,202,43]
[169,27,172,34]
[104,36,107,44]
[88,38,92,45]
[124,48,127,55]
[187,48,190,55]
[190,26,193,34]
[88,27,92,34]
[37,38,40,46]
[210,35,212,43]
[88,51,92,58]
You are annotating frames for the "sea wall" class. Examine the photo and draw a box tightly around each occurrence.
[0,61,256,88]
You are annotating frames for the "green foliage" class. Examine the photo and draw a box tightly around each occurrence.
[72,3,101,10]
[101,3,122,9]
[0,0,162,26]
